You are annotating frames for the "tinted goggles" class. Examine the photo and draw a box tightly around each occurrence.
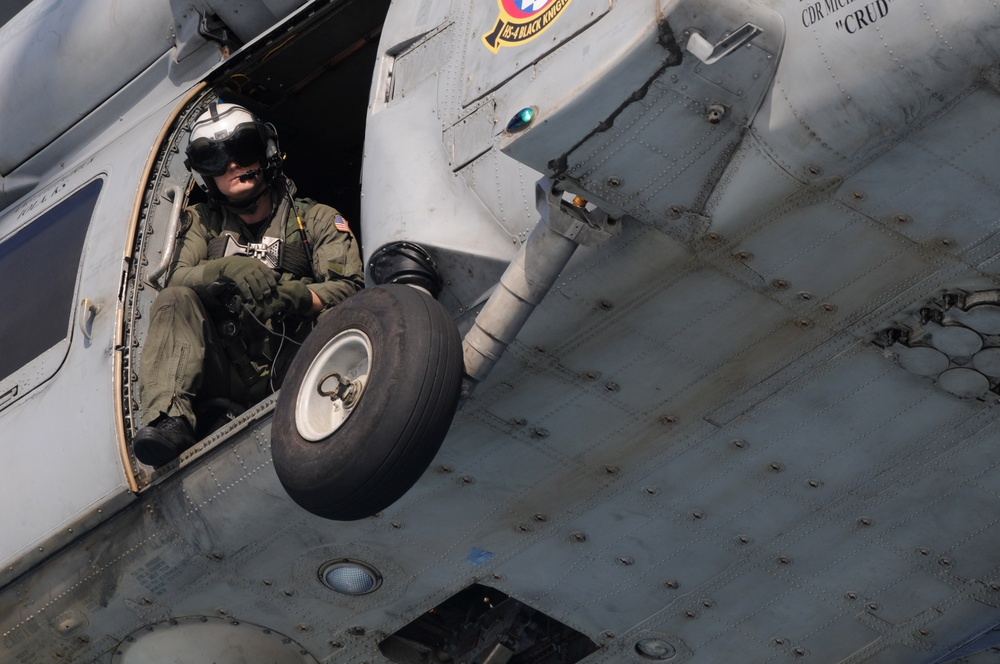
[186,124,266,176]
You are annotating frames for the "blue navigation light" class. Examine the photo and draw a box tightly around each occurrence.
[507,107,537,133]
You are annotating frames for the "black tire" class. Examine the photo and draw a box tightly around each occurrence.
[271,284,463,520]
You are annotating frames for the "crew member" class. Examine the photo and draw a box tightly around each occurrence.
[133,102,364,467]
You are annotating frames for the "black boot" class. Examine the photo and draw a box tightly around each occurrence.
[133,416,196,467]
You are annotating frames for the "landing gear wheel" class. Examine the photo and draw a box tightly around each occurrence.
[272,284,463,520]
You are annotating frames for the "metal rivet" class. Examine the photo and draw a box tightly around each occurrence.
[777,555,792,565]
[607,176,624,188]
[939,557,953,567]
[845,591,858,601]
[664,579,680,589]
[692,510,705,520]
[570,531,588,543]
[858,517,873,527]
[807,479,823,488]
[770,461,784,472]
[531,429,549,439]
[533,513,549,522]
[701,598,714,608]
[461,475,476,484]
[735,250,753,261]
[852,191,866,201]
[605,381,620,392]
[867,602,880,612]
[795,318,813,329]
[643,486,659,495]
[772,278,790,290]
[798,291,813,301]
[618,556,635,566]
[737,535,752,545]
[732,439,748,450]
[515,523,532,533]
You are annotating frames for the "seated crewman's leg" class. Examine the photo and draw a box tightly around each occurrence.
[134,286,229,466]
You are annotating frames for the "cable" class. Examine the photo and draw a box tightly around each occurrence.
[239,302,303,346]
[285,189,314,267]
[238,302,304,393]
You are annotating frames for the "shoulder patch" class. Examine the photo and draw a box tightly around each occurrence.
[334,215,351,233]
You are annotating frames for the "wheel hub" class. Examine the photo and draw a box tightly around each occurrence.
[317,372,362,409]
[295,329,372,441]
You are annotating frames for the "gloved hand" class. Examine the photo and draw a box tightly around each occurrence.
[200,256,277,302]
[246,280,314,321]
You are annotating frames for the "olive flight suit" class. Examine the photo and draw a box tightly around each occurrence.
[138,177,364,430]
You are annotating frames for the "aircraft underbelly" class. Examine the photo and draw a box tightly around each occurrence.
[456,223,998,659]
[6,234,999,662]
[359,0,1000,661]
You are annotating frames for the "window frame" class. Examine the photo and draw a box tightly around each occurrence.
[0,177,104,412]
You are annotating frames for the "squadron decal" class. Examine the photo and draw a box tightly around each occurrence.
[483,0,572,54]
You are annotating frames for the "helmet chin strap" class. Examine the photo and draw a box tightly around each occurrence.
[222,186,270,215]
[221,171,272,215]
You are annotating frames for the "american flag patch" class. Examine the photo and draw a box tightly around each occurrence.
[334,215,351,233]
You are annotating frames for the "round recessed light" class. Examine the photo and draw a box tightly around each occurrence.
[319,560,382,595]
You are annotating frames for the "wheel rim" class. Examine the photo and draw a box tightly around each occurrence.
[295,329,372,441]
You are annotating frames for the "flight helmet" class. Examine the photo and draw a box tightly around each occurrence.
[184,102,281,204]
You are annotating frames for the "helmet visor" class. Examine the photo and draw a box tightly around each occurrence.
[186,124,266,176]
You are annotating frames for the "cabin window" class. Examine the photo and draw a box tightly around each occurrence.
[0,179,101,384]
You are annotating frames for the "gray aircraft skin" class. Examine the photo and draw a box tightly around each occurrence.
[2,0,1000,662]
